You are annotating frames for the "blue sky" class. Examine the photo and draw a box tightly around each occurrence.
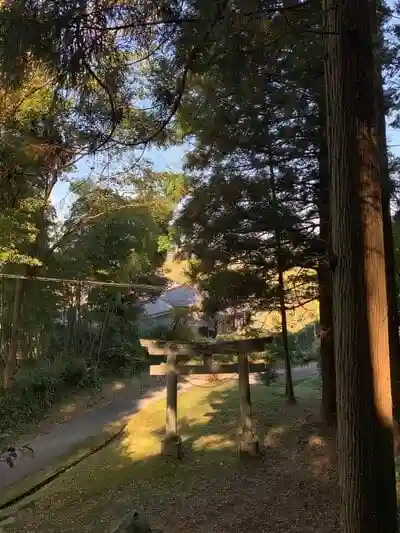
[387,125,400,153]
[51,144,187,218]
[51,1,400,218]
[386,0,400,167]
[52,124,400,219]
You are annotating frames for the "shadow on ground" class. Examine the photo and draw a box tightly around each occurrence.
[0,373,173,491]
[7,378,339,533]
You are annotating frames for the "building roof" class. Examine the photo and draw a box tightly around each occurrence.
[142,284,201,318]
[161,284,200,308]
[142,298,173,318]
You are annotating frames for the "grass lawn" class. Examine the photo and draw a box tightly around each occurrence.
[4,376,339,533]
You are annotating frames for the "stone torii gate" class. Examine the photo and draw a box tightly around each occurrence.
[140,336,273,458]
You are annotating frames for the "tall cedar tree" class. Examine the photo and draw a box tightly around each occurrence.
[372,1,400,430]
[269,160,296,403]
[170,0,333,416]
[324,0,398,530]
[171,0,397,425]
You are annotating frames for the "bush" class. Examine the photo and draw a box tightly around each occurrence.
[264,323,318,366]
[140,312,201,342]
[0,292,153,439]
[98,337,148,374]
[0,357,95,437]
[0,317,152,439]
[258,366,278,386]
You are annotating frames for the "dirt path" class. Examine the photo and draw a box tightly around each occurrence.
[0,375,173,491]
[0,363,318,491]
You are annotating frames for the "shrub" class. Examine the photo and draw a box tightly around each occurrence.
[264,323,319,366]
[0,357,93,436]
[258,366,278,386]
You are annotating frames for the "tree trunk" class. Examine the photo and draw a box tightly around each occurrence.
[269,160,296,404]
[383,184,400,404]
[3,171,59,387]
[369,0,400,425]
[378,74,400,438]
[3,277,25,389]
[238,352,260,455]
[278,268,296,404]
[324,0,398,531]
[317,110,336,426]
[318,266,336,425]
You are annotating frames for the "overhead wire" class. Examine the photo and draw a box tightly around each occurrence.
[0,272,163,291]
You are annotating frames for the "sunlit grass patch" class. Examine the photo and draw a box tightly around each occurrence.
[6,376,322,533]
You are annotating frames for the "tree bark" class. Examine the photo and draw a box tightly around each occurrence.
[3,171,59,388]
[377,72,400,435]
[317,265,336,425]
[382,184,400,406]
[317,110,336,426]
[324,0,398,531]
[369,0,400,424]
[162,353,183,457]
[3,277,25,389]
[238,352,260,455]
[269,160,296,404]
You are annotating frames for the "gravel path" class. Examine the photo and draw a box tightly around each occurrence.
[0,363,318,491]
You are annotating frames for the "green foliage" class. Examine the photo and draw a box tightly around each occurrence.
[0,0,195,157]
[0,300,149,437]
[56,181,166,282]
[265,324,319,366]
[0,13,186,432]
[139,307,201,342]
[0,170,184,435]
[0,357,95,437]
[160,1,325,318]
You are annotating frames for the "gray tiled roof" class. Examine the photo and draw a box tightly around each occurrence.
[143,284,200,317]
